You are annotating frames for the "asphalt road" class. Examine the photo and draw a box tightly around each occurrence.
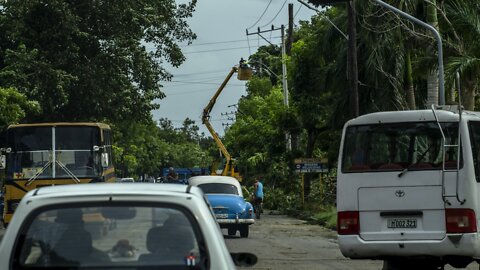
[223,213,478,270]
[0,214,478,269]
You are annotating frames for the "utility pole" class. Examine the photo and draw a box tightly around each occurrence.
[247,25,291,151]
[347,0,359,118]
[281,25,292,151]
[286,3,294,55]
[287,3,296,150]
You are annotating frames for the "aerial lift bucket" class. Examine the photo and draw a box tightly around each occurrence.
[237,65,253,81]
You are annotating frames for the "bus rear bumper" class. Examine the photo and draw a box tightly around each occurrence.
[339,234,480,259]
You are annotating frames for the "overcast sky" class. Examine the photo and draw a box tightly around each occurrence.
[153,0,317,136]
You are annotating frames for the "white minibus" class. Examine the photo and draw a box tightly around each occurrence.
[337,106,480,269]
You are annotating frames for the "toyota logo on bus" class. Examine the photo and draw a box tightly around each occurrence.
[395,190,405,197]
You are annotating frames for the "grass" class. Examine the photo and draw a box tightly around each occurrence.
[308,205,337,230]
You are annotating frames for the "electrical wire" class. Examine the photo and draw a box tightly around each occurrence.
[179,39,250,47]
[165,80,245,86]
[163,88,216,96]
[260,0,288,28]
[247,0,274,30]
[182,46,254,54]
[171,69,227,77]
[294,4,302,19]
[165,76,227,84]
[182,44,279,54]
[146,38,283,50]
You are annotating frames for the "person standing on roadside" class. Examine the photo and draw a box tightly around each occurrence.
[166,167,178,183]
[253,178,264,219]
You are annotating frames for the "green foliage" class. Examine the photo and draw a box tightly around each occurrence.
[225,83,288,177]
[0,87,39,131]
[0,0,197,123]
[311,206,337,230]
[261,186,300,212]
[0,1,206,180]
[112,117,211,178]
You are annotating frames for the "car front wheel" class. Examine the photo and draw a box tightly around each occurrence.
[239,224,249,238]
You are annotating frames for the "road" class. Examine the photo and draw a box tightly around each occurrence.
[0,214,478,269]
[224,213,478,270]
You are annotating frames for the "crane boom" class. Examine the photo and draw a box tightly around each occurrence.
[202,61,252,178]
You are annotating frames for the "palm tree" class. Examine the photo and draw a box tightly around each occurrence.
[425,0,440,107]
[443,0,480,110]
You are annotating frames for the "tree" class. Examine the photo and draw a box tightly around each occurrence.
[0,87,39,131]
[0,0,197,123]
[224,77,293,188]
[442,0,480,110]
[113,117,211,178]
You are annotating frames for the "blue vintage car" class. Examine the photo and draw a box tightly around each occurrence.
[188,176,255,237]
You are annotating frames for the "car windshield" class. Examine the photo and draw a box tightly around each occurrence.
[14,204,206,269]
[198,183,239,195]
[6,126,102,180]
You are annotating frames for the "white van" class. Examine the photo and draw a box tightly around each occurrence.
[337,106,480,269]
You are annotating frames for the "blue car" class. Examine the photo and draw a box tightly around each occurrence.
[188,176,255,237]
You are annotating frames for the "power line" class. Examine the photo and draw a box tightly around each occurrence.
[169,75,227,82]
[165,80,245,86]
[147,37,283,50]
[182,44,279,55]
[260,0,288,28]
[247,0,274,30]
[170,69,226,77]
[294,4,302,19]
[163,88,215,96]
[180,39,257,47]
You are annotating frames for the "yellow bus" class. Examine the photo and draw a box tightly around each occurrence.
[1,122,115,226]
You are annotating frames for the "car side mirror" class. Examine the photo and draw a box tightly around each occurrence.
[231,252,257,267]
[0,154,5,169]
[101,153,109,168]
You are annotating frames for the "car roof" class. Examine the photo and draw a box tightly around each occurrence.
[25,183,204,200]
[188,176,243,197]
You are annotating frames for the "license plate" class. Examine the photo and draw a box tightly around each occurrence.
[215,213,228,219]
[387,218,417,228]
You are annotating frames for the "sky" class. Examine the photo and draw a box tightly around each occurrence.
[153,0,317,136]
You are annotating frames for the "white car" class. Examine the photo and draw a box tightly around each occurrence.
[119,177,135,183]
[0,183,257,269]
[189,176,255,238]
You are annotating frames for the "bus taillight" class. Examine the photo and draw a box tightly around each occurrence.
[338,211,359,235]
[446,209,477,233]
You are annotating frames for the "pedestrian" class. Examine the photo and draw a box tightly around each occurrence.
[253,177,264,219]
[166,167,178,183]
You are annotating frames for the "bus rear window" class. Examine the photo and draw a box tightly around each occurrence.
[342,122,460,172]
